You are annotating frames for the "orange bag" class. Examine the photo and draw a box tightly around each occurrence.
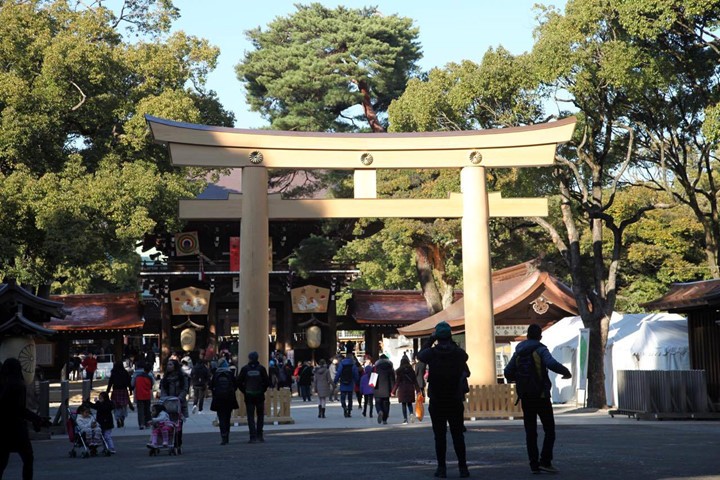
[415,393,425,421]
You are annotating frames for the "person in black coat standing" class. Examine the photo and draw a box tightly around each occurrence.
[0,357,47,480]
[417,322,470,479]
[373,354,395,425]
[209,359,239,445]
[237,351,270,443]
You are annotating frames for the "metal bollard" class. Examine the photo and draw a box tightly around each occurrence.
[38,381,50,418]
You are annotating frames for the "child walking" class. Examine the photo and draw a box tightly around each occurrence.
[87,392,116,454]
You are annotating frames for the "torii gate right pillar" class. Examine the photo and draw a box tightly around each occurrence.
[461,166,496,385]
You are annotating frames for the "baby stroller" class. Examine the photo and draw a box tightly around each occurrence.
[66,407,111,458]
[147,396,183,456]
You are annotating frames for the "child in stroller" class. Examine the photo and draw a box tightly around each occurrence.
[68,405,110,458]
[147,396,183,455]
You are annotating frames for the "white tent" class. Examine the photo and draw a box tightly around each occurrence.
[540,312,689,406]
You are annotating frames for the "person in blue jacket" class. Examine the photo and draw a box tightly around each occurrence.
[504,323,572,474]
[333,354,359,418]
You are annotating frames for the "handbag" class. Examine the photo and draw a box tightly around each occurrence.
[368,372,378,388]
[415,392,425,421]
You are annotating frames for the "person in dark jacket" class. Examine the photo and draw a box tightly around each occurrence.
[209,359,239,445]
[360,364,375,418]
[504,323,572,474]
[0,358,48,480]
[237,352,270,443]
[393,355,420,424]
[190,360,210,414]
[334,354,360,418]
[106,361,132,428]
[160,359,190,417]
[86,391,116,454]
[414,355,427,396]
[417,321,470,479]
[373,354,395,424]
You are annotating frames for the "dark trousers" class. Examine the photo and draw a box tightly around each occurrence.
[193,386,207,411]
[340,391,353,411]
[246,396,265,438]
[428,400,466,468]
[521,397,555,468]
[375,397,390,421]
[363,394,374,416]
[0,442,33,480]
[216,407,232,438]
[355,390,363,407]
[137,399,151,427]
[299,384,311,401]
[401,401,414,420]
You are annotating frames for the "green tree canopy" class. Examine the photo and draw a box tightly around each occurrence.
[0,0,234,293]
[235,3,421,133]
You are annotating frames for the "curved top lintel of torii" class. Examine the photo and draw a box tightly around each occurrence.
[145,115,576,170]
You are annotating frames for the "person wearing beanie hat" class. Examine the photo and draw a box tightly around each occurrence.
[417,323,470,478]
[237,351,270,443]
[209,358,238,445]
[504,324,571,474]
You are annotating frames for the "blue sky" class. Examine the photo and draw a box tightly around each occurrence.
[167,1,567,128]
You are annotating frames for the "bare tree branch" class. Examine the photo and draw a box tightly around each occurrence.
[69,81,86,111]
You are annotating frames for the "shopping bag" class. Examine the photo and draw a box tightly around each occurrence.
[369,372,378,388]
[415,393,425,421]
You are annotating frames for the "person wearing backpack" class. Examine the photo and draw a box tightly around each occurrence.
[333,354,359,418]
[237,351,270,443]
[417,321,470,479]
[504,323,572,475]
[209,359,238,445]
[190,360,210,414]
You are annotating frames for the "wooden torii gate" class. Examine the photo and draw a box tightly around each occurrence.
[146,115,575,385]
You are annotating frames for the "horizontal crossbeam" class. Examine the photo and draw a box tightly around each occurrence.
[178,193,548,220]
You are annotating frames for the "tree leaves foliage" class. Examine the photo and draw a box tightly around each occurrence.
[0,0,234,292]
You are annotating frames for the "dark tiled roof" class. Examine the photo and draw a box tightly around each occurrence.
[46,292,143,332]
[642,279,720,312]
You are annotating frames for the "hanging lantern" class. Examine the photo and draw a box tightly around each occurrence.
[306,326,322,349]
[180,328,197,352]
[0,336,36,385]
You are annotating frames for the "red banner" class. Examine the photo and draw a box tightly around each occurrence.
[229,237,240,271]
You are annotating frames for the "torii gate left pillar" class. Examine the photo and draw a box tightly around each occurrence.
[146,115,575,385]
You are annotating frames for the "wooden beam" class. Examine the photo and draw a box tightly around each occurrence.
[177,193,548,220]
[167,142,560,169]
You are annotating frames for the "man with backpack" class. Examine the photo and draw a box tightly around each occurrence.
[504,323,572,474]
[209,359,238,445]
[334,354,359,418]
[417,321,470,479]
[237,351,270,443]
[190,360,210,414]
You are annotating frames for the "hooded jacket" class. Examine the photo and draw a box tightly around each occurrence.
[373,357,395,398]
[417,339,469,402]
[312,365,333,397]
[503,339,571,397]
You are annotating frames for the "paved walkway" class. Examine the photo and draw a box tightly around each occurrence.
[7,395,720,479]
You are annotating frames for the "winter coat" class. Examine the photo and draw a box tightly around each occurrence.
[414,360,427,390]
[87,399,114,431]
[333,358,359,393]
[373,358,395,398]
[417,339,469,403]
[298,364,314,386]
[504,339,571,398]
[160,361,189,399]
[237,361,270,399]
[131,371,155,401]
[312,366,333,397]
[190,363,210,388]
[393,365,419,403]
[209,368,239,411]
[360,365,375,395]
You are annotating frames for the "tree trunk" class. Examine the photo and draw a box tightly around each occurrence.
[415,246,443,314]
[356,79,386,133]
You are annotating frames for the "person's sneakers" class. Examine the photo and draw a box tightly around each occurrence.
[459,465,470,478]
[539,463,559,473]
[434,466,447,478]
[139,426,144,430]
[377,413,383,424]
[402,418,408,424]
[531,466,541,474]
[248,437,257,444]
[192,405,198,414]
